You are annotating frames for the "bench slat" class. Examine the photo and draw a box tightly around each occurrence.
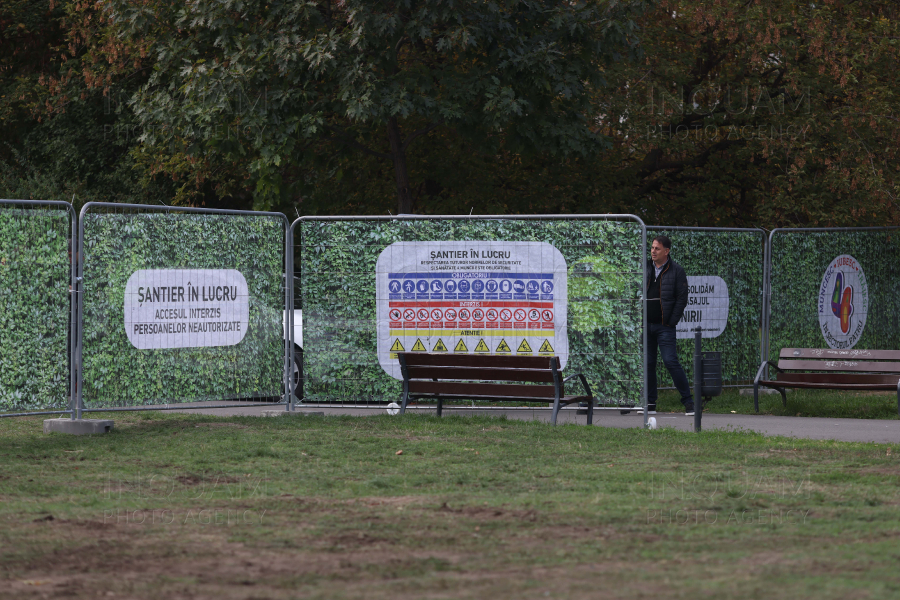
[779,348,900,361]
[406,365,555,383]
[404,394,589,404]
[760,380,899,391]
[777,359,900,373]
[776,372,900,385]
[399,352,556,370]
[408,381,556,399]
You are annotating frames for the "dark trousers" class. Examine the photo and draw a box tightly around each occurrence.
[647,323,693,408]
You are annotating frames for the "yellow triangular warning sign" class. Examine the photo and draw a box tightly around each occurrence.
[433,338,448,352]
[538,339,554,355]
[474,339,490,353]
[390,339,405,352]
[496,339,511,354]
[411,338,427,352]
[517,339,533,354]
[454,339,468,353]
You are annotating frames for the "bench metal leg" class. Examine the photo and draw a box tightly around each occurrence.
[551,398,561,426]
[400,390,409,415]
[777,387,787,407]
[587,398,594,426]
[753,383,759,413]
[896,380,900,417]
[436,396,443,417]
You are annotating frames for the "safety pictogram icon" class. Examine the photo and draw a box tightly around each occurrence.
[433,338,448,352]
[454,339,468,353]
[517,339,533,354]
[411,338,427,352]
[495,339,511,353]
[474,339,491,353]
[389,339,405,358]
[538,339,554,355]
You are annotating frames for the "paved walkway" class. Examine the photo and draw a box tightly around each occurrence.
[163,402,900,444]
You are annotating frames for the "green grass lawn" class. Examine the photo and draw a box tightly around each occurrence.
[652,387,899,419]
[1,412,899,599]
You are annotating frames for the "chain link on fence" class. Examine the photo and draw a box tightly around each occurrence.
[648,227,766,387]
[764,227,900,360]
[293,215,648,412]
[0,200,77,418]
[75,203,292,416]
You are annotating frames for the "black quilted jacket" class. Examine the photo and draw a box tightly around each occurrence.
[646,258,689,327]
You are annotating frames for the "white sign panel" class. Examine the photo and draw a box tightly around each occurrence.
[375,241,568,379]
[675,276,729,339]
[817,254,868,349]
[124,269,249,350]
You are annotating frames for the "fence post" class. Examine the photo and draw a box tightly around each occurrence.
[693,326,702,432]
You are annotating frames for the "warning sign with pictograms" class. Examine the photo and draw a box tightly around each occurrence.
[375,241,568,379]
[389,339,405,358]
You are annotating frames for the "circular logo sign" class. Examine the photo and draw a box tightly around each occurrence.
[817,254,868,349]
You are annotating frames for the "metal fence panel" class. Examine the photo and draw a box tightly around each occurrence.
[766,227,900,359]
[293,215,647,410]
[76,204,291,412]
[648,227,766,385]
[0,200,76,417]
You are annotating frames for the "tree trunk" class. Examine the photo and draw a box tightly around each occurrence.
[387,117,413,214]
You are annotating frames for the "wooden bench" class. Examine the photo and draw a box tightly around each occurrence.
[397,352,594,425]
[754,348,900,415]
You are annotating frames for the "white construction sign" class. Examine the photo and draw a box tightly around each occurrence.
[675,276,729,339]
[124,269,249,349]
[375,241,568,379]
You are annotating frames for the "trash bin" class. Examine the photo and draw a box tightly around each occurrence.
[700,351,722,397]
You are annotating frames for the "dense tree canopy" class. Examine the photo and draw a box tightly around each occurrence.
[1,0,898,227]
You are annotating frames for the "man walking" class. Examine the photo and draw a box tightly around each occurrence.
[644,235,694,415]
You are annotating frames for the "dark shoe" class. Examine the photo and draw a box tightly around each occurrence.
[684,402,695,416]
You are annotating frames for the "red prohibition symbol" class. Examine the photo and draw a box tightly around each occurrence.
[480,309,492,321]
[431,308,444,320]
[389,309,402,320]
[404,309,416,321]
[458,308,471,320]
[444,308,458,320]
[528,309,540,321]
[499,309,512,321]
[417,308,429,320]
[513,309,527,321]
[542,310,554,321]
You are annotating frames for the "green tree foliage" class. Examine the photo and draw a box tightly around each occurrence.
[98,0,646,213]
[593,0,900,226]
[0,0,176,206]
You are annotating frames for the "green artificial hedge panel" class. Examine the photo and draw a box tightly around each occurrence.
[647,229,765,386]
[297,218,645,406]
[768,229,900,357]
[0,207,71,411]
[81,212,285,407]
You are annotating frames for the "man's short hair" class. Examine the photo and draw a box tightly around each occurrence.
[652,235,672,250]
